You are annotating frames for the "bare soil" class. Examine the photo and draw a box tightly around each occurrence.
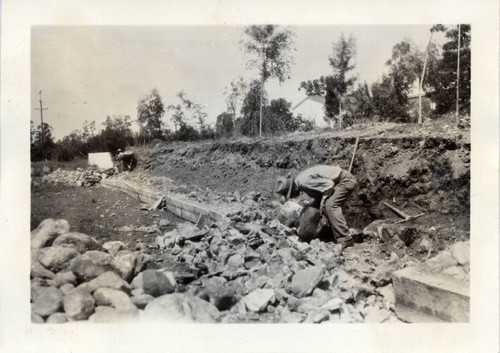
[31,184,183,252]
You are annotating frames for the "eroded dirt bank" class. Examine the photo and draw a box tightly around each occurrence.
[136,123,470,240]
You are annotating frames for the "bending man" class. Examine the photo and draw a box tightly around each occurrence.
[275,165,357,249]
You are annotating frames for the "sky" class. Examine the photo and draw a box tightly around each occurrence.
[31,25,447,140]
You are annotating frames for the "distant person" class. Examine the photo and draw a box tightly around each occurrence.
[115,148,137,172]
[274,165,357,252]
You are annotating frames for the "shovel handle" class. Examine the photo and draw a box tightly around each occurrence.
[383,202,410,219]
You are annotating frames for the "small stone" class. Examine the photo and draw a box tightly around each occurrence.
[60,283,75,295]
[371,252,400,287]
[32,286,63,317]
[52,232,100,253]
[311,310,330,323]
[375,284,395,310]
[425,251,458,272]
[291,265,325,298]
[296,296,328,313]
[442,265,468,281]
[88,271,131,294]
[93,287,136,311]
[31,261,55,279]
[46,313,68,323]
[320,298,344,313]
[38,246,79,273]
[31,311,45,323]
[205,285,238,311]
[450,241,469,265]
[103,241,126,256]
[89,306,139,323]
[159,219,171,228]
[53,270,77,287]
[63,289,95,321]
[131,294,154,309]
[241,288,275,313]
[143,293,220,323]
[142,270,176,297]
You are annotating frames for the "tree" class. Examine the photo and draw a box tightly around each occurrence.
[241,25,296,137]
[31,122,56,161]
[300,34,357,126]
[100,115,134,153]
[417,24,447,123]
[427,25,470,114]
[215,112,234,137]
[371,74,408,122]
[137,88,165,139]
[345,82,374,122]
[268,98,293,132]
[223,77,248,135]
[240,80,266,136]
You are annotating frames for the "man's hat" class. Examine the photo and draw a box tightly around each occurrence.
[117,149,122,152]
[274,174,293,199]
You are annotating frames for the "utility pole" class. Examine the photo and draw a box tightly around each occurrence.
[456,24,461,126]
[34,90,48,160]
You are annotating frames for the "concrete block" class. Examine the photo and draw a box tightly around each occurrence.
[392,264,469,322]
[88,152,114,169]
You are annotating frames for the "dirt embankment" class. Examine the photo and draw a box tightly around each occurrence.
[134,124,470,237]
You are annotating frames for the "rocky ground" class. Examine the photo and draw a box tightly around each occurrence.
[31,120,470,323]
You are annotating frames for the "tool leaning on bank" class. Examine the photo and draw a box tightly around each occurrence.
[274,164,358,253]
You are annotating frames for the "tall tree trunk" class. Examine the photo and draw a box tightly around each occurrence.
[419,31,434,124]
[259,80,263,137]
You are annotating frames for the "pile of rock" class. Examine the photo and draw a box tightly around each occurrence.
[35,166,116,187]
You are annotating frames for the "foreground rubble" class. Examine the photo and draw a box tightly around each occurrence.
[30,213,402,323]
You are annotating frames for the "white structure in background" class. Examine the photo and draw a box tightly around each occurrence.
[292,95,330,128]
[88,152,114,169]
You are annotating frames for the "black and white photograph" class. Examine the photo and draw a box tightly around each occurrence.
[1,1,498,352]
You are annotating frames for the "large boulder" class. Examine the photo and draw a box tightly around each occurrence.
[93,288,136,311]
[32,286,63,317]
[69,251,116,282]
[113,251,138,282]
[63,289,95,321]
[31,219,71,262]
[142,293,220,323]
[141,270,176,297]
[38,246,79,273]
[277,201,303,228]
[52,232,100,253]
[88,271,131,294]
[297,205,331,242]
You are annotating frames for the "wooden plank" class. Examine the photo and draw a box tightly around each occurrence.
[103,179,228,224]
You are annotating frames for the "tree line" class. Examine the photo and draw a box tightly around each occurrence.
[300,24,470,126]
[31,24,470,162]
